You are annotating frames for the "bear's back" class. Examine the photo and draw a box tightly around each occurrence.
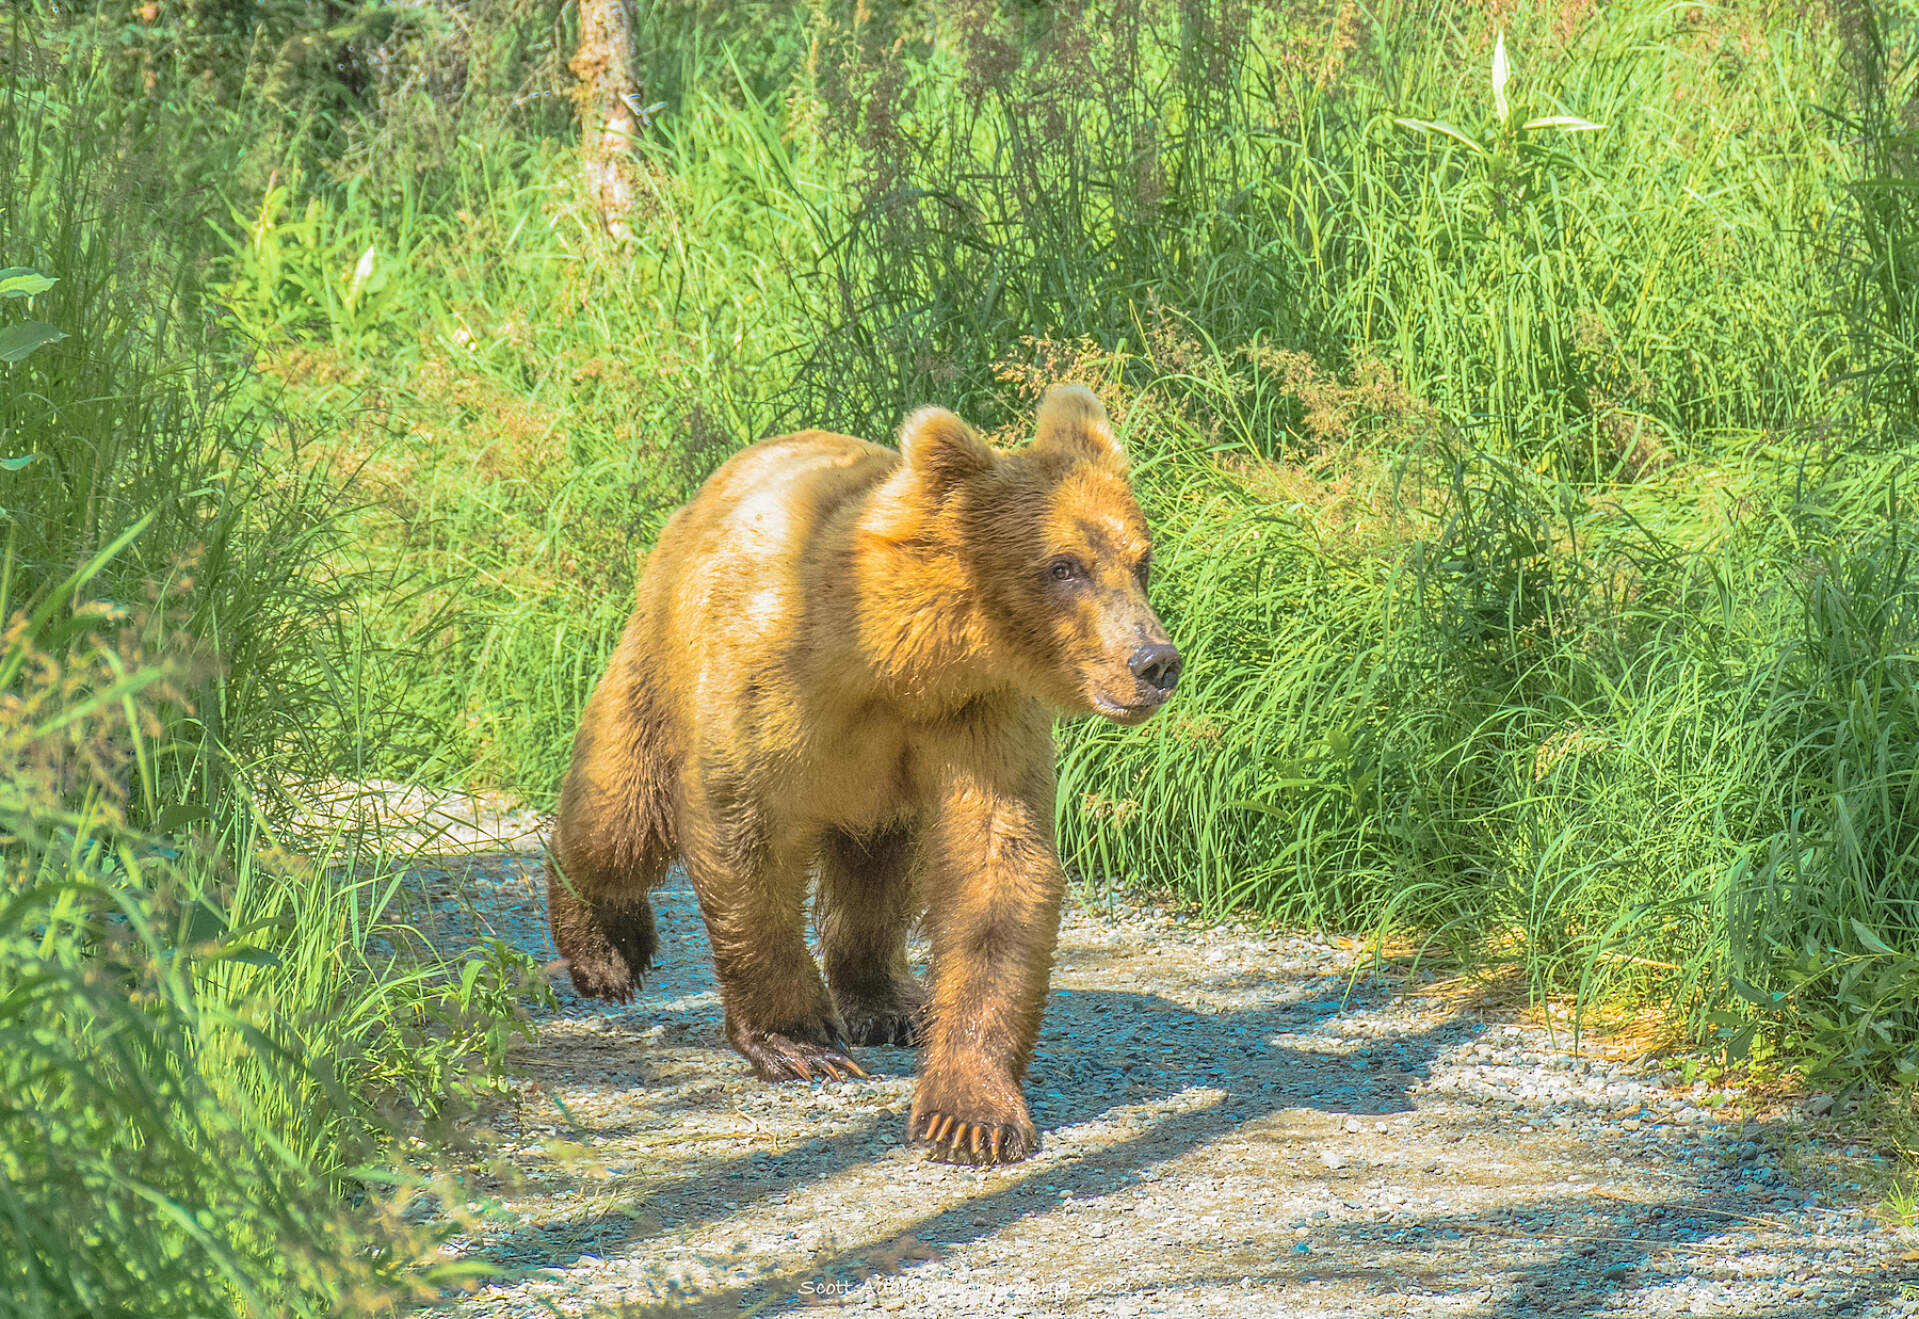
[636,428,897,686]
[629,428,928,816]
[656,429,896,581]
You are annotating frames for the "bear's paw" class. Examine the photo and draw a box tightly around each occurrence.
[732,1021,869,1084]
[836,980,928,1048]
[910,1083,1039,1166]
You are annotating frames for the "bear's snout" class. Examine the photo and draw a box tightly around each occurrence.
[1128,641,1182,697]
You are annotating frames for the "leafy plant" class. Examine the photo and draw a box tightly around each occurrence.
[0,264,62,366]
[1394,30,1607,153]
[219,179,423,354]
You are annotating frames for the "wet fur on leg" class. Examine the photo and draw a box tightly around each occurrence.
[547,873,657,1002]
[546,608,679,1002]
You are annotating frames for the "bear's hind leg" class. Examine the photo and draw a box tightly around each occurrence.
[817,822,926,1047]
[688,823,865,1083]
[547,870,657,1004]
[545,616,679,1003]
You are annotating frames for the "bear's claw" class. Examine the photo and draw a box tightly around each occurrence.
[735,1028,868,1083]
[909,1110,1037,1166]
[843,1007,924,1047]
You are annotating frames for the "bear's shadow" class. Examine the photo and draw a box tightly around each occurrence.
[473,864,1483,1285]
[478,979,1845,1319]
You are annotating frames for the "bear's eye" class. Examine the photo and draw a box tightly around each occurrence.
[1049,557,1083,583]
[1136,556,1152,589]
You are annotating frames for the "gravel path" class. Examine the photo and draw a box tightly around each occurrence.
[382,800,1919,1318]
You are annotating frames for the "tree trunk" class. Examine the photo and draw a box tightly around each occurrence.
[570,0,639,240]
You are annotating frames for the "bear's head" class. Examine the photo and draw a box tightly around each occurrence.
[900,385,1181,725]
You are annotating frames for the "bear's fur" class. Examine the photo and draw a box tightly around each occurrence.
[545,385,1180,1165]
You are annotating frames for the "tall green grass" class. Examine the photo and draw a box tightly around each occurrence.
[778,0,1844,463]
[2,13,543,1312]
[0,556,535,1315]
[1056,384,1919,1078]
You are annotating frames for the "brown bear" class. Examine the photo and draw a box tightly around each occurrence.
[545,384,1180,1165]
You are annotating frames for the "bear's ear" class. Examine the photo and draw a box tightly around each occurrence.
[900,406,994,494]
[1031,384,1125,471]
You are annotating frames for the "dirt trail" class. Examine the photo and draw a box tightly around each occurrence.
[373,798,1918,1318]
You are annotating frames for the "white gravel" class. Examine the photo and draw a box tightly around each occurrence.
[381,803,1919,1318]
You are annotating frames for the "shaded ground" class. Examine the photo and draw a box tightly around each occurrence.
[375,802,1919,1317]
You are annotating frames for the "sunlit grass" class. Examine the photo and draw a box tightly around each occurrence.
[1,17,546,1313]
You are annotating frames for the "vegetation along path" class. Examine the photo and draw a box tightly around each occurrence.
[397,801,1919,1318]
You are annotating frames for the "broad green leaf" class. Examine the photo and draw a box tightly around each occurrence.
[217,947,285,969]
[1850,919,1896,955]
[181,901,229,943]
[153,803,213,832]
[1523,115,1607,133]
[0,268,55,299]
[1393,118,1485,154]
[1492,31,1511,127]
[0,320,65,363]
[0,453,36,471]
[1728,976,1784,1007]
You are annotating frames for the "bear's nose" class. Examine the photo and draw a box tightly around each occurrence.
[1128,642,1182,696]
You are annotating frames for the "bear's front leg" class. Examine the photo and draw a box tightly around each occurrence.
[911,745,1063,1165]
[684,817,868,1084]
